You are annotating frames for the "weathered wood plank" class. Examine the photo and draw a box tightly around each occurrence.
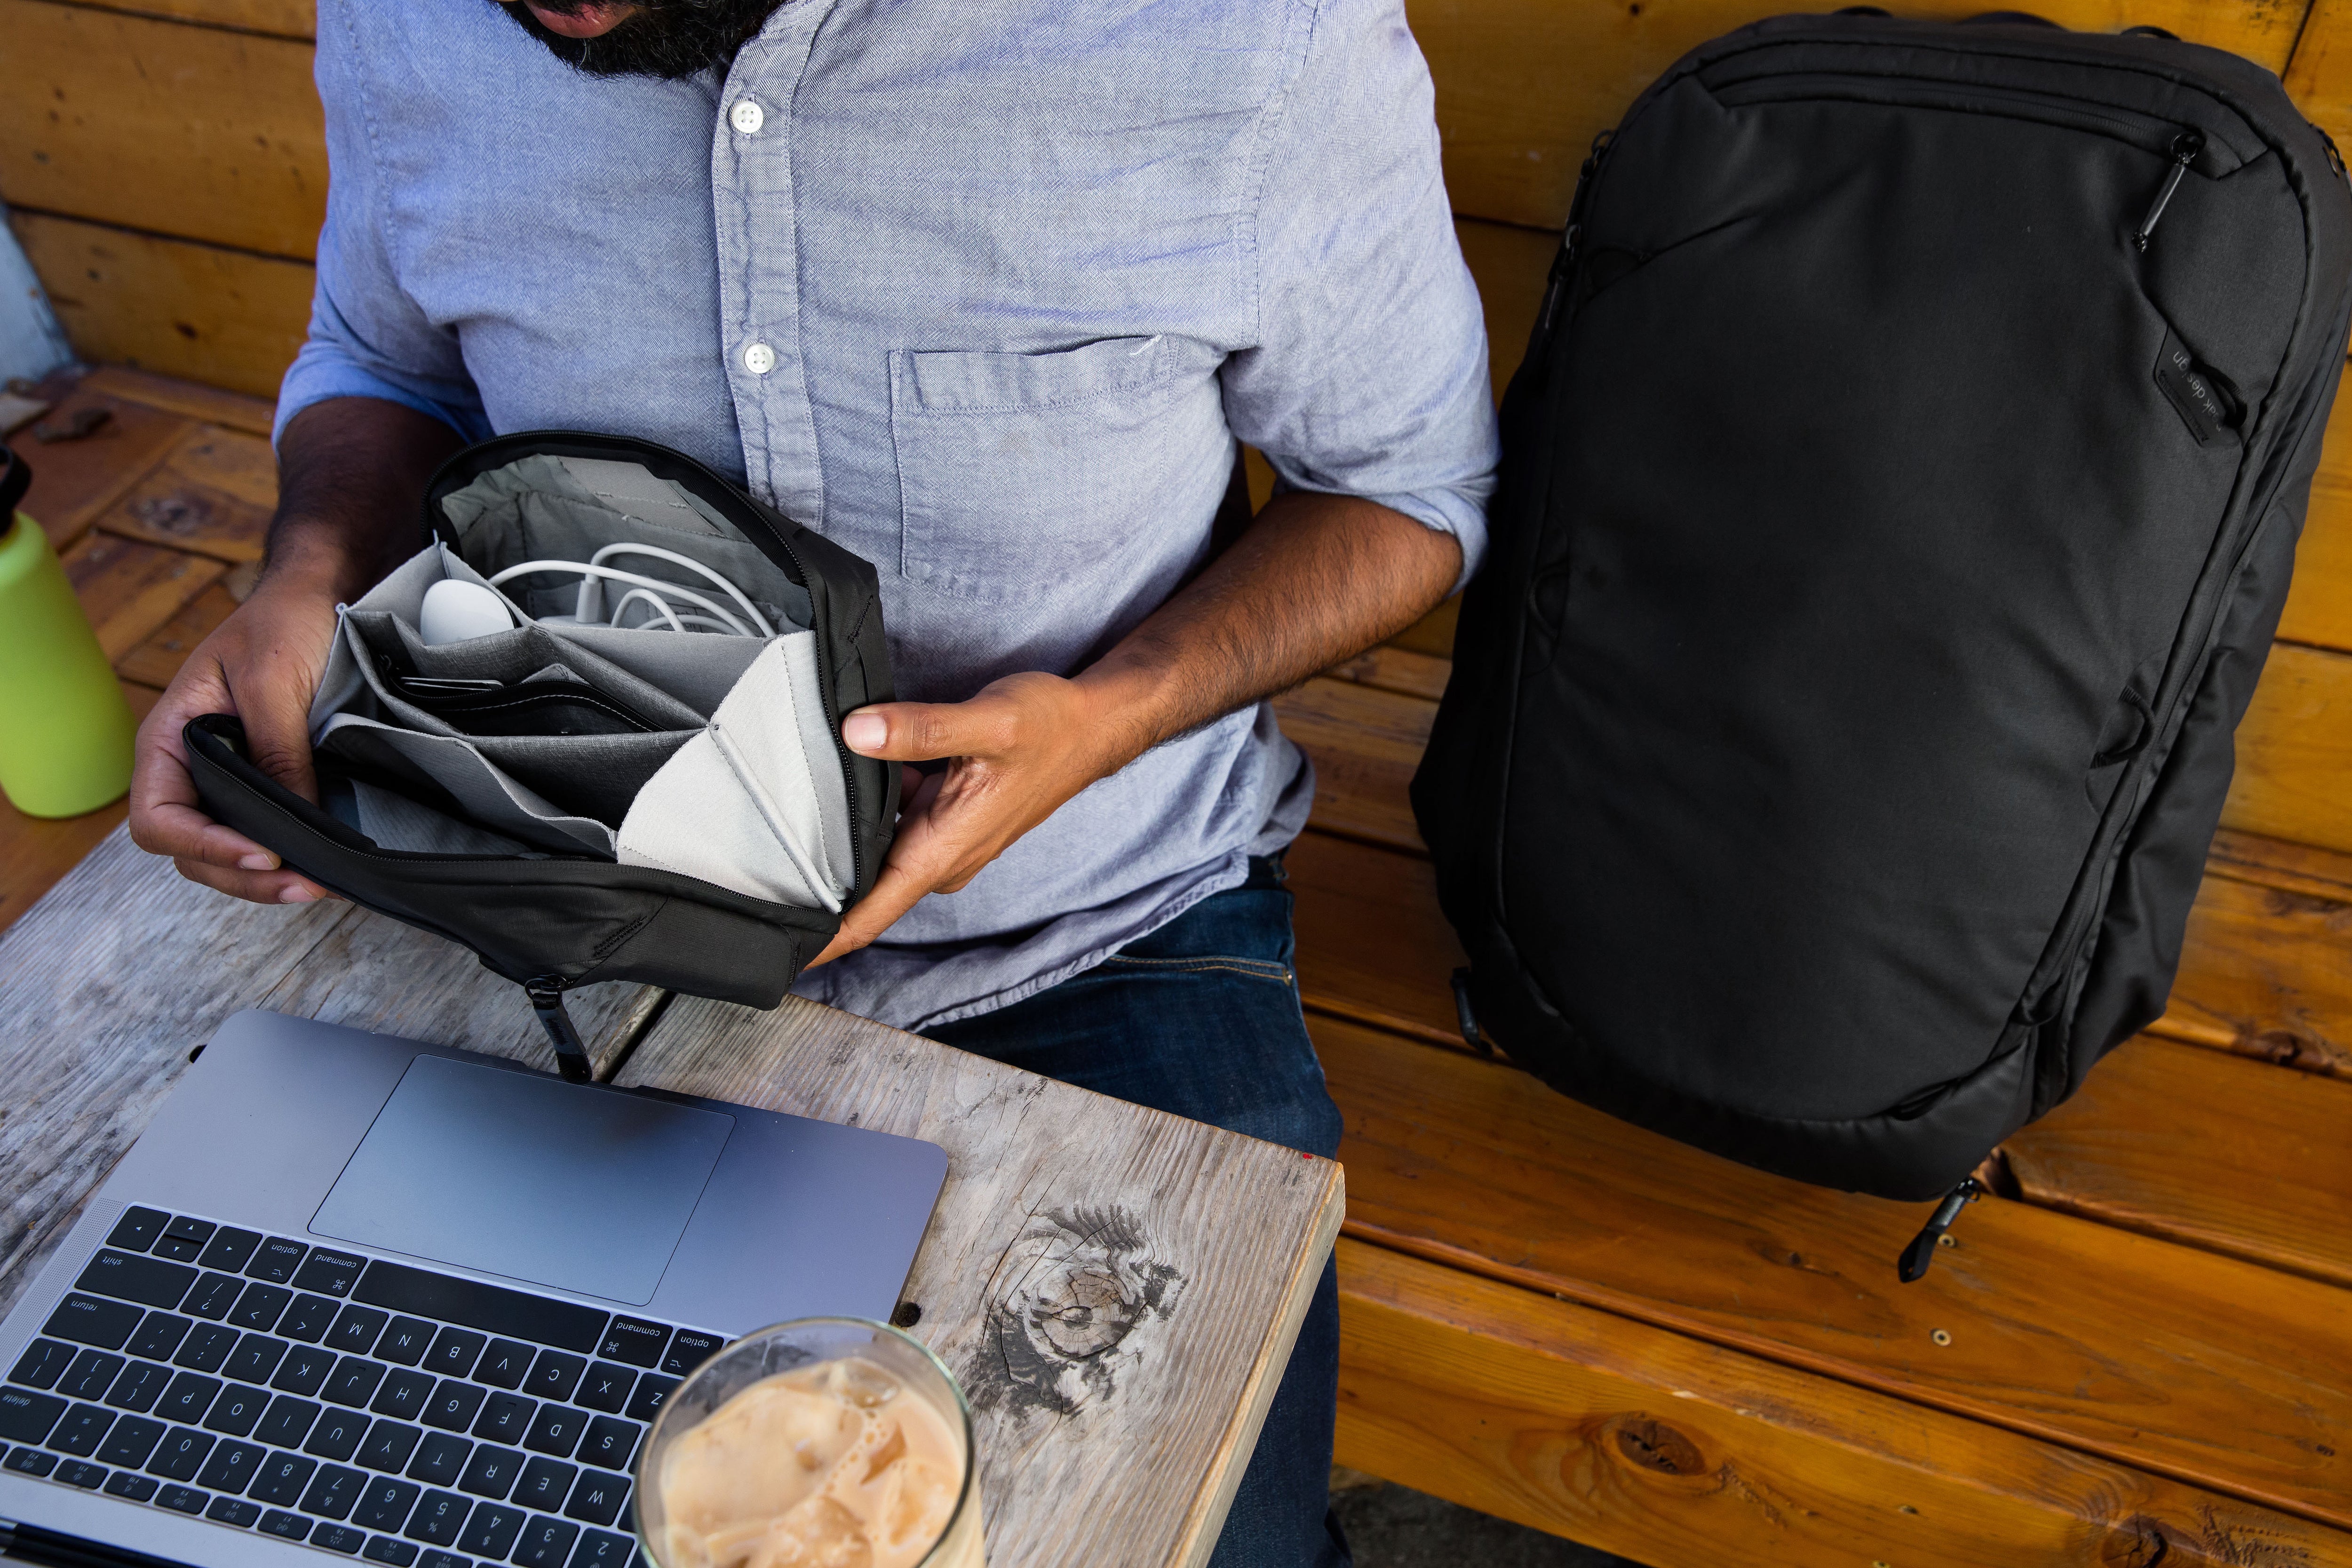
[1412,0,2312,232]
[59,529,228,661]
[1271,677,1433,853]
[613,995,1346,1568]
[1321,643,1451,704]
[0,0,326,260]
[53,0,315,39]
[1387,593,1459,660]
[6,384,193,550]
[1289,829,1463,1047]
[2279,360,2352,653]
[95,423,277,564]
[115,582,241,690]
[0,828,657,1317]
[9,211,315,400]
[2288,0,2352,176]
[1456,215,1555,399]
[2159,863,2352,1077]
[79,366,278,440]
[1315,1013,2352,1528]
[1337,1236,2352,1568]
[2003,1035,2352,1289]
[2225,640,2352,855]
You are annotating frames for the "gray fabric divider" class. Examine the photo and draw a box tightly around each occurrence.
[467,727,699,828]
[316,717,618,857]
[342,778,537,857]
[352,612,709,731]
[533,621,768,717]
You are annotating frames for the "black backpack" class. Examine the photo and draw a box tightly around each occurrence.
[1413,11,2352,1273]
[189,432,899,1080]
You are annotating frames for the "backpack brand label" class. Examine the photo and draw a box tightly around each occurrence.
[2154,330,2238,445]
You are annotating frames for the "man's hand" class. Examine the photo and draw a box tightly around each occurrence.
[806,488,1462,967]
[125,396,465,904]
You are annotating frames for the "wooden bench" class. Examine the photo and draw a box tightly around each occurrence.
[9,0,2352,1561]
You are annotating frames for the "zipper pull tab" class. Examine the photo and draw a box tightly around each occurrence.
[2135,130,2204,252]
[1897,1177,1982,1282]
[525,977,595,1083]
[1536,225,1581,335]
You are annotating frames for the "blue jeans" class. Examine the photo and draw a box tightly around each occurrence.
[923,858,1351,1568]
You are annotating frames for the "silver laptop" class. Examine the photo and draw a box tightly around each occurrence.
[0,1010,948,1568]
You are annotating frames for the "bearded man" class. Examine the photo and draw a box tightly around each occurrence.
[127,0,1498,1558]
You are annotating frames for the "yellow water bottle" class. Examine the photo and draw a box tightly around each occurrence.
[0,447,136,817]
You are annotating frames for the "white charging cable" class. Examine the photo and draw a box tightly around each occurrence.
[581,544,775,638]
[482,556,772,638]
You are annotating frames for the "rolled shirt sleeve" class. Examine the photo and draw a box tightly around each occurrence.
[274,18,492,449]
[1221,0,1502,586]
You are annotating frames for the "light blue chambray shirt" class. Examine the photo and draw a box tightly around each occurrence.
[281,0,1499,1031]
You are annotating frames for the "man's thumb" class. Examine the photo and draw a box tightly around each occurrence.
[841,702,988,762]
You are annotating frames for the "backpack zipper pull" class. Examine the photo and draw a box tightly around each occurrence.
[2134,130,2204,251]
[1537,131,1615,334]
[525,976,595,1083]
[1897,1177,1982,1282]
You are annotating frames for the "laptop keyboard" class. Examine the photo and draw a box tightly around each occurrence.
[0,1208,728,1568]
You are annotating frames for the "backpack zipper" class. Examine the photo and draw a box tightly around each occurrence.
[525,975,596,1083]
[1537,132,1615,337]
[1897,1177,1981,1282]
[2134,130,2205,250]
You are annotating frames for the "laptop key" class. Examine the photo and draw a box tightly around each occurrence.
[425,1329,487,1381]
[106,1208,169,1253]
[407,1431,473,1488]
[182,1274,246,1322]
[247,1237,310,1284]
[375,1368,437,1422]
[225,1333,291,1385]
[366,1537,422,1567]
[275,1343,339,1397]
[575,1417,638,1474]
[0,1386,67,1444]
[660,1329,723,1378]
[197,1228,264,1276]
[474,1392,536,1445]
[304,1462,369,1520]
[425,1379,488,1433]
[568,1528,635,1568]
[202,1381,270,1437]
[260,1508,314,1539]
[105,1361,172,1415]
[231,1282,295,1333]
[419,1552,472,1568]
[473,1341,534,1392]
[43,1294,143,1350]
[571,1365,635,1416]
[511,1514,580,1568]
[378,1318,438,1368]
[173,1324,238,1373]
[454,1502,526,1560]
[330,1357,390,1409]
[595,1319,667,1370]
[206,1495,263,1528]
[355,1475,424,1532]
[155,1371,221,1425]
[553,1476,621,1533]
[145,1426,213,1481]
[523,1352,587,1405]
[249,1449,318,1507]
[360,1419,424,1474]
[313,1521,368,1554]
[127,1313,192,1363]
[49,1403,115,1457]
[307,1405,370,1462]
[4,1445,57,1476]
[523,1405,586,1459]
[54,1458,107,1489]
[103,1469,159,1502]
[258,1396,322,1450]
[162,1216,216,1249]
[405,1489,472,1546]
[9,1340,77,1391]
[97,1413,166,1469]
[513,1457,575,1512]
[75,1250,197,1311]
[296,1250,369,1298]
[196,1437,266,1493]
[332,1305,394,1357]
[622,1375,675,1425]
[57,1349,125,1402]
[156,1483,210,1514]
[282,1294,344,1344]
[457,1444,523,1500]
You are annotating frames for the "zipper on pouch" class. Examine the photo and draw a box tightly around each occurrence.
[2135,129,2205,250]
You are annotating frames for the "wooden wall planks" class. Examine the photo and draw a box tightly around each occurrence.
[2225,640,2352,855]
[8,211,315,399]
[0,0,325,260]
[63,0,315,36]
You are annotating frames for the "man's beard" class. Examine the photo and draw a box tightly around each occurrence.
[496,0,786,79]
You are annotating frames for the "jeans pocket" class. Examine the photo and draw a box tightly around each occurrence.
[887,335,1230,604]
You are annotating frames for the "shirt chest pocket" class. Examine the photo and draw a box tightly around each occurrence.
[889,335,1228,604]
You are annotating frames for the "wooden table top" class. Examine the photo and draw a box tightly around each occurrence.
[0,829,1346,1567]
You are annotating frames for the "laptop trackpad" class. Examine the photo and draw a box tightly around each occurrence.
[310,1055,735,1305]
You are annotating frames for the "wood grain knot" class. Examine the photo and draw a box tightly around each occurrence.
[130,490,216,538]
[1612,1417,1704,1478]
[961,1206,1184,1424]
[2100,1516,2173,1568]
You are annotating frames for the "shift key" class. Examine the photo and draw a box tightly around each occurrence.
[77,1250,199,1310]
[44,1294,145,1350]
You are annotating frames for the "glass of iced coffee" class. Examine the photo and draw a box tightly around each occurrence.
[636,1318,982,1568]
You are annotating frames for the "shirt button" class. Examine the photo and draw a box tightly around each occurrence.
[730,100,764,135]
[741,342,777,375]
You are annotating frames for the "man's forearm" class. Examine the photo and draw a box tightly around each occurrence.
[1076,489,1463,766]
[267,397,469,600]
